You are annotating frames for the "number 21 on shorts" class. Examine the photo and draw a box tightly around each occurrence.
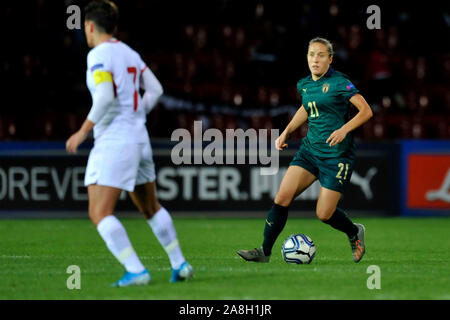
[336,162,349,180]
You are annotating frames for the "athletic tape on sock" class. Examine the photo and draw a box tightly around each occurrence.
[164,239,179,254]
[117,246,134,264]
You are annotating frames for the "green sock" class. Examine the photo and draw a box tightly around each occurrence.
[262,203,289,256]
[323,207,358,238]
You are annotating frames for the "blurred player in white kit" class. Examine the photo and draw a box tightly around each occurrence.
[66,0,193,287]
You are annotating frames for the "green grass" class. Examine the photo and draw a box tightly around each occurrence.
[0,217,449,300]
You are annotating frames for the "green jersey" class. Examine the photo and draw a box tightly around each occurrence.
[297,67,359,158]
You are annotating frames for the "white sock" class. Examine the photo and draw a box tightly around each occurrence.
[97,215,146,274]
[148,207,185,270]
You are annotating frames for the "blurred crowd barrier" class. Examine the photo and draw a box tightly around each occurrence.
[1,140,448,217]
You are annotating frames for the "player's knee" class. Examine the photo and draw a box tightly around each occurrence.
[316,208,333,222]
[142,201,162,218]
[89,205,113,226]
[89,211,110,227]
[274,191,294,207]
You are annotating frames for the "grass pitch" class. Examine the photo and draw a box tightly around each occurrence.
[0,216,449,300]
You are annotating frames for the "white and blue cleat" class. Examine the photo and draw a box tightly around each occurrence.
[170,261,194,283]
[112,269,151,287]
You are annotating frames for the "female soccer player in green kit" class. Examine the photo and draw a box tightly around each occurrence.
[237,37,373,263]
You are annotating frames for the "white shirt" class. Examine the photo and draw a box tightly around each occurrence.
[86,39,150,144]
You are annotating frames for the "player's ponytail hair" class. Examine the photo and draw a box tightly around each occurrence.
[309,37,334,57]
[84,0,119,35]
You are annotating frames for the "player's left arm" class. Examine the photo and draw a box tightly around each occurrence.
[326,93,373,147]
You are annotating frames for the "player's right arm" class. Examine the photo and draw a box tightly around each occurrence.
[86,79,115,123]
[66,78,114,154]
[66,119,95,154]
[86,48,115,124]
[275,105,308,150]
[66,50,115,154]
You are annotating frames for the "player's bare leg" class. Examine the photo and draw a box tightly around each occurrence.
[129,181,193,282]
[88,184,122,226]
[317,187,365,262]
[88,184,150,286]
[315,187,342,222]
[237,166,317,262]
[275,166,317,207]
[128,181,161,219]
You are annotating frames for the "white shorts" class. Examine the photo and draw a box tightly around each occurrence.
[84,140,156,192]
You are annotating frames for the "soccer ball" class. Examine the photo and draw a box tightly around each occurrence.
[281,234,316,264]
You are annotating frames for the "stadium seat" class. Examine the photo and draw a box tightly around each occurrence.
[399,117,412,139]
[365,115,387,140]
[0,116,17,140]
[411,121,425,139]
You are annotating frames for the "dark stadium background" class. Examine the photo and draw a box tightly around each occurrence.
[0,1,449,217]
[1,0,449,141]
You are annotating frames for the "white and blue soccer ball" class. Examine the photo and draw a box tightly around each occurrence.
[281,234,316,264]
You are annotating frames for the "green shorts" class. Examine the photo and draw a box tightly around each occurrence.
[289,146,355,193]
